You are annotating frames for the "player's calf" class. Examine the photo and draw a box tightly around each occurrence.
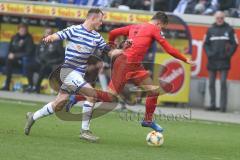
[24,92,68,136]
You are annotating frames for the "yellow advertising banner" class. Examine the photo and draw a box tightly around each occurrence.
[3,3,26,14]
[0,23,57,43]
[134,14,152,23]
[31,5,52,16]
[105,12,131,23]
[55,7,79,18]
[153,54,191,103]
[0,2,152,23]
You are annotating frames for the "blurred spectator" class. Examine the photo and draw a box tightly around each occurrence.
[166,0,181,12]
[92,0,111,7]
[202,0,219,15]
[32,0,240,17]
[218,0,239,17]
[173,0,198,14]
[60,0,110,7]
[154,0,168,11]
[235,0,240,17]
[110,0,120,7]
[59,0,86,5]
[1,24,34,91]
[59,0,75,4]
[140,0,151,10]
[25,27,64,93]
[218,0,235,11]
[194,0,207,14]
[111,0,151,10]
[203,11,238,112]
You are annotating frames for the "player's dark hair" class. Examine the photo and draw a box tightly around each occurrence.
[87,8,104,17]
[151,11,168,25]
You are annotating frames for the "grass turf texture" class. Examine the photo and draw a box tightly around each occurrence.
[0,100,240,160]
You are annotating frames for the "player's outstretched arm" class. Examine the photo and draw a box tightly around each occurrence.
[43,26,76,43]
[42,33,60,43]
[153,28,195,66]
[108,25,131,44]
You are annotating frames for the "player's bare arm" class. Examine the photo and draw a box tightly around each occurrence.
[42,33,60,43]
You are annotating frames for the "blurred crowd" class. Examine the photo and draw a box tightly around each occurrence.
[0,24,64,93]
[28,0,240,17]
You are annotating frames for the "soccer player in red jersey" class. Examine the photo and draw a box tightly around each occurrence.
[106,11,194,132]
[68,11,194,133]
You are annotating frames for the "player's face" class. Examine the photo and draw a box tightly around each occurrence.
[156,21,167,30]
[92,13,103,30]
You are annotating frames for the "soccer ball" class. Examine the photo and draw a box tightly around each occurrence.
[146,131,164,147]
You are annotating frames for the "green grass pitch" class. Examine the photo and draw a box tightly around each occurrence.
[0,100,240,160]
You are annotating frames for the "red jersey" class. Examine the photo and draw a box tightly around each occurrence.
[109,23,187,63]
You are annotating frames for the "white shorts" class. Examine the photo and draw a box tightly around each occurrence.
[60,67,87,94]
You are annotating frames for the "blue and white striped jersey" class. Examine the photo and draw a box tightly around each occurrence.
[56,24,106,75]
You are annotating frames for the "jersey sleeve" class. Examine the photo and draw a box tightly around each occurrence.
[97,36,107,50]
[108,25,132,44]
[152,27,187,62]
[56,25,75,40]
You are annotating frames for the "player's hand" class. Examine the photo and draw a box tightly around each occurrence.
[107,42,116,49]
[186,58,196,66]
[123,39,133,49]
[42,35,54,44]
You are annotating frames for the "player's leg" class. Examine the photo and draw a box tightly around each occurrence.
[27,66,90,135]
[24,90,69,135]
[135,76,163,132]
[79,97,100,142]
[65,95,103,142]
[77,54,127,138]
[78,84,118,102]
[67,84,118,108]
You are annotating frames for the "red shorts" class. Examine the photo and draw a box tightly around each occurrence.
[108,54,149,93]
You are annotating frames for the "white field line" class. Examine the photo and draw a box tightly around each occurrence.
[0,99,38,106]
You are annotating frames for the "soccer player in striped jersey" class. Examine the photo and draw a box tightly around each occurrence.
[66,12,195,136]
[24,8,121,139]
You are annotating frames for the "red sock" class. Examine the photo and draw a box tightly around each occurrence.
[75,95,86,102]
[145,94,159,122]
[95,90,116,102]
